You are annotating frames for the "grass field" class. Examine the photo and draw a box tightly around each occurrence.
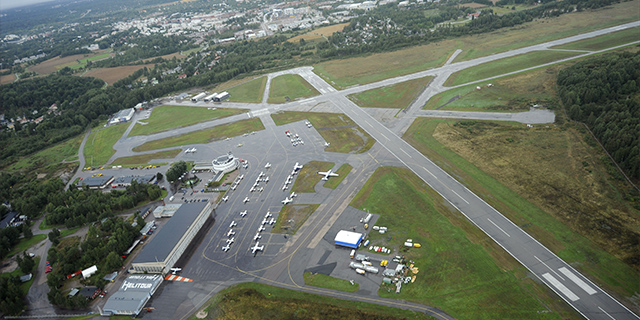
[83,123,129,167]
[552,27,640,51]
[8,234,47,258]
[351,167,577,319]
[81,64,154,85]
[445,50,579,86]
[303,272,359,292]
[4,134,83,177]
[132,118,264,152]
[29,50,110,74]
[226,76,267,103]
[111,149,181,167]
[267,74,320,103]
[0,73,16,85]
[189,282,435,320]
[128,105,246,136]
[271,111,375,153]
[271,204,319,235]
[425,64,560,111]
[348,76,433,109]
[313,0,640,88]
[403,118,640,307]
[64,53,112,70]
[323,164,352,189]
[288,23,350,43]
[291,161,334,193]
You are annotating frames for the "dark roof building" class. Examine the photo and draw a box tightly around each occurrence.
[113,175,156,187]
[131,202,212,274]
[77,176,114,189]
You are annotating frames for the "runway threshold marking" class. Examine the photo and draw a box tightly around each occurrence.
[559,267,597,295]
[487,218,510,237]
[598,306,616,320]
[542,273,580,302]
[164,275,193,282]
[535,255,564,281]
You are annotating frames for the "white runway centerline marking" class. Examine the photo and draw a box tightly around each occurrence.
[400,148,412,158]
[559,267,597,295]
[450,189,469,204]
[598,306,616,320]
[487,218,510,237]
[542,273,580,302]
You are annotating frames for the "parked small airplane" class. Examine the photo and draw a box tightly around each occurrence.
[222,245,230,252]
[230,185,237,191]
[227,229,236,237]
[268,218,276,225]
[282,185,288,191]
[265,163,271,169]
[243,197,250,203]
[170,268,182,275]
[265,177,269,183]
[290,192,297,198]
[282,197,293,205]
[318,170,339,181]
[251,242,264,255]
[265,211,272,218]
[305,121,312,128]
[254,233,262,241]
[293,162,303,171]
[229,221,237,228]
[238,174,244,180]
[324,142,331,147]
[226,237,235,245]
[239,210,247,217]
[261,218,268,225]
[257,226,266,232]
[259,171,265,178]
[285,130,291,137]
[221,196,229,202]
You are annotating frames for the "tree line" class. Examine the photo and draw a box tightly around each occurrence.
[557,51,640,181]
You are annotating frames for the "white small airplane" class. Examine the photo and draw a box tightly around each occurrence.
[265,177,269,183]
[251,242,264,255]
[238,174,244,180]
[290,192,297,198]
[293,162,303,171]
[259,187,264,192]
[227,229,236,237]
[230,185,237,191]
[261,218,268,225]
[250,187,256,192]
[222,245,230,252]
[229,221,237,228]
[291,170,298,175]
[257,226,266,232]
[324,142,330,147]
[221,196,229,202]
[265,163,271,169]
[305,121,312,128]
[239,210,247,217]
[318,170,339,181]
[254,233,262,241]
[268,218,276,225]
[282,185,288,191]
[243,197,250,203]
[170,267,182,275]
[265,211,272,218]
[226,237,235,245]
[259,171,265,178]
[282,197,293,205]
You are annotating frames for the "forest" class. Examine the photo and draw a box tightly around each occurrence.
[557,51,640,181]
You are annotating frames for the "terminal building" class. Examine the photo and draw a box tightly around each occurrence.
[101,274,163,316]
[112,175,156,187]
[131,202,213,274]
[77,176,114,190]
[212,152,239,174]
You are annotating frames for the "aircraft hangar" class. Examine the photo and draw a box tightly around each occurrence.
[131,202,214,275]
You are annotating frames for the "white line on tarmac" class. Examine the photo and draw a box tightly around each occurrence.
[598,306,616,320]
[449,189,469,204]
[535,255,564,281]
[400,148,412,158]
[559,267,597,295]
[487,218,510,237]
[543,273,580,302]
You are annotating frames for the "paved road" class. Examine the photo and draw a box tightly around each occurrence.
[64,127,91,190]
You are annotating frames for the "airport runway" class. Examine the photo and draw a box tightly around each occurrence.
[73,21,640,319]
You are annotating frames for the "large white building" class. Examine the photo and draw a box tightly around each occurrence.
[131,202,213,274]
[212,152,239,174]
[109,108,135,125]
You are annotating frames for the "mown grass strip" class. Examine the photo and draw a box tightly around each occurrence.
[303,272,359,293]
[133,118,264,152]
[272,204,319,235]
[128,105,245,136]
[267,74,320,103]
[348,76,433,109]
[323,164,352,189]
[551,27,640,51]
[227,77,267,103]
[291,161,334,193]
[111,149,181,167]
[84,123,129,167]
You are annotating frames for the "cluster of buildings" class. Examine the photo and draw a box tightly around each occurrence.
[77,174,156,190]
[1,104,60,131]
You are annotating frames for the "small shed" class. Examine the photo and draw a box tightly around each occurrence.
[334,230,363,249]
[104,271,118,282]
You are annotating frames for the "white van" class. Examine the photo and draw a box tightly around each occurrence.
[350,249,356,258]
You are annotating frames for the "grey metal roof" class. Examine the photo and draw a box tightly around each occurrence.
[80,176,113,187]
[113,175,156,185]
[133,202,207,263]
[102,274,163,315]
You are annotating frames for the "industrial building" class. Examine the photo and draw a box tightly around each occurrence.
[109,108,135,125]
[203,93,218,102]
[334,230,363,249]
[152,204,182,218]
[112,175,156,187]
[77,176,114,189]
[131,202,213,274]
[213,91,230,102]
[191,92,207,102]
[101,274,163,316]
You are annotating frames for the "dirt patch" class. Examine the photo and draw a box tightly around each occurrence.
[288,23,350,43]
[29,51,109,74]
[82,64,155,85]
[0,73,16,85]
